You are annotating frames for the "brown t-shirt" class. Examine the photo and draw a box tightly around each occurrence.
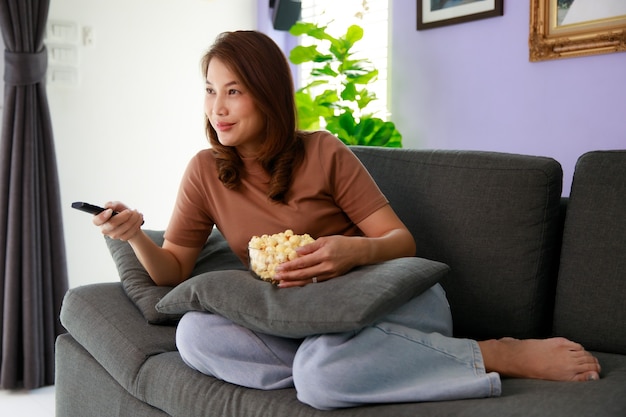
[164,131,389,265]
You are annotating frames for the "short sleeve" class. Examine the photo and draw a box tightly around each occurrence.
[317,133,389,224]
[164,151,216,247]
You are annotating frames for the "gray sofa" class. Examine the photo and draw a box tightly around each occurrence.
[55,147,626,417]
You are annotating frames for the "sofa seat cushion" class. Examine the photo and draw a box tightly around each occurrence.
[155,257,449,338]
[60,326,626,417]
[59,282,177,391]
[553,150,626,354]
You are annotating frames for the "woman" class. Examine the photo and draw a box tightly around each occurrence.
[95,31,600,410]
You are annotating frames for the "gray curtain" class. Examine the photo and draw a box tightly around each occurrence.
[0,0,68,389]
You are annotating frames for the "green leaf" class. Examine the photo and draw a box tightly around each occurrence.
[311,64,338,77]
[298,79,328,91]
[325,123,349,145]
[289,22,318,36]
[355,89,377,110]
[325,112,359,145]
[346,68,378,84]
[368,122,394,146]
[385,130,403,148]
[344,25,364,46]
[295,92,320,130]
[361,120,403,147]
[337,112,357,134]
[340,83,358,101]
[289,22,334,43]
[313,89,340,107]
[353,118,377,145]
[289,45,330,65]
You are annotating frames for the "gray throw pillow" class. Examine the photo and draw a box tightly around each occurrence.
[105,229,245,324]
[155,257,449,338]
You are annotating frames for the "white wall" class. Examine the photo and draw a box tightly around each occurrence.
[48,0,257,288]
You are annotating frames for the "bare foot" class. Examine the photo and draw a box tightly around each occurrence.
[478,337,601,381]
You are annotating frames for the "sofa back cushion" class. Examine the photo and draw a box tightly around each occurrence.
[351,147,563,340]
[553,150,626,354]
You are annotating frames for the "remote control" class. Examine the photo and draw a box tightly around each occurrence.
[71,202,118,217]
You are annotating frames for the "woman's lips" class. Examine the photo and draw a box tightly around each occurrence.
[215,122,235,131]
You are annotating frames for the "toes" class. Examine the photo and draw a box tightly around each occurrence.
[573,370,600,382]
[570,357,601,381]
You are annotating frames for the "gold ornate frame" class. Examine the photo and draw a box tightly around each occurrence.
[530,0,626,62]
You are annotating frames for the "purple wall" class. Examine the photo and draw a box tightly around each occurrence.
[390,1,626,195]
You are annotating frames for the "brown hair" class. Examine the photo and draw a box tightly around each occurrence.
[201,30,304,203]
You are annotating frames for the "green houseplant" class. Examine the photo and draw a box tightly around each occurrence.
[288,22,402,147]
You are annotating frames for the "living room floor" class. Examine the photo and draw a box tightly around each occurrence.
[0,385,55,416]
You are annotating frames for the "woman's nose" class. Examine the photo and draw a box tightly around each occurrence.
[212,95,227,116]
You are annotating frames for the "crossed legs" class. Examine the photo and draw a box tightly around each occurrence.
[176,284,601,410]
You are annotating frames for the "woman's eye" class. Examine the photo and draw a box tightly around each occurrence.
[228,89,239,95]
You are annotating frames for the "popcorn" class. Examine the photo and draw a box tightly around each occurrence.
[248,229,315,284]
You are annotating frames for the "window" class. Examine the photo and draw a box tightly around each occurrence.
[298,0,390,120]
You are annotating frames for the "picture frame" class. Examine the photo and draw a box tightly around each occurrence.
[417,0,504,30]
[529,0,626,62]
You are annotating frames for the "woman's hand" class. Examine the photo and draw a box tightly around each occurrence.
[90,201,201,287]
[273,235,361,288]
[93,201,144,242]
[273,205,416,289]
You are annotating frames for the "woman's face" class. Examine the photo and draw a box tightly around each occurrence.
[204,58,265,157]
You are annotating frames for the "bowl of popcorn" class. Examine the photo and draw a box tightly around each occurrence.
[248,229,315,285]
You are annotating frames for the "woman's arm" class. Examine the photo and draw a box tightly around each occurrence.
[94,202,202,286]
[129,232,201,286]
[274,205,416,288]
[352,204,416,264]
